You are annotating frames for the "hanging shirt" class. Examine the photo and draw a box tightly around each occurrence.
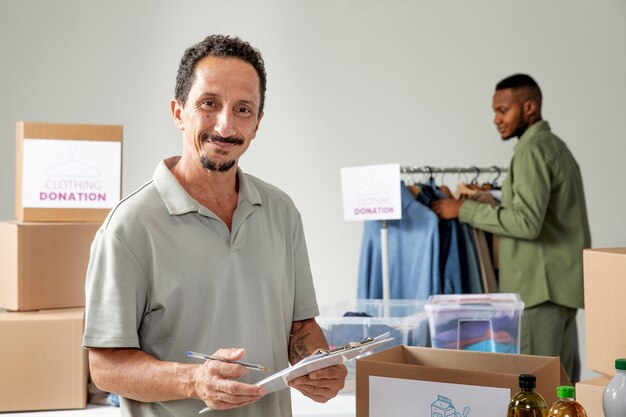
[357,182,440,299]
[416,180,463,295]
[459,121,591,309]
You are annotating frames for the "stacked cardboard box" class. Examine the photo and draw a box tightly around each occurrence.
[575,248,626,417]
[0,308,88,411]
[0,121,122,412]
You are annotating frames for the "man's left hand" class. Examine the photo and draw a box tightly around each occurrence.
[288,364,347,402]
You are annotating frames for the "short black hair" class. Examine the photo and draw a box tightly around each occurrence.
[174,34,267,113]
[495,73,542,104]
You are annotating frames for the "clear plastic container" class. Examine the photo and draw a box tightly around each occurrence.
[316,299,429,390]
[425,293,524,353]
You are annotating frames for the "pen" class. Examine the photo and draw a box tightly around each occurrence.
[186,351,270,371]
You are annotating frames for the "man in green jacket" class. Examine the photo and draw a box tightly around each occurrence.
[431,74,591,383]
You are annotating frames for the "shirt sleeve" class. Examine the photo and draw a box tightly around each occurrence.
[459,146,552,240]
[291,210,319,322]
[83,227,148,348]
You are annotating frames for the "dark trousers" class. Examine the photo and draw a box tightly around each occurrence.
[520,302,581,384]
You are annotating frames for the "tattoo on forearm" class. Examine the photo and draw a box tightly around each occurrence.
[289,331,311,363]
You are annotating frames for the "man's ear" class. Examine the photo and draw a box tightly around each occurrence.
[523,99,537,119]
[170,99,185,130]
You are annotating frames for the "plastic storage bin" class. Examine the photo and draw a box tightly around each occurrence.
[316,299,430,390]
[317,299,430,349]
[424,293,524,353]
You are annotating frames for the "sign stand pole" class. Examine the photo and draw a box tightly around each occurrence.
[380,220,390,317]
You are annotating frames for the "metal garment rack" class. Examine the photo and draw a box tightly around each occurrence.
[400,165,508,175]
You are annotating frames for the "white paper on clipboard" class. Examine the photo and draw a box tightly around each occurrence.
[256,333,394,394]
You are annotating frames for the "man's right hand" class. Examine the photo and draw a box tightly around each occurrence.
[430,199,464,220]
[192,348,266,410]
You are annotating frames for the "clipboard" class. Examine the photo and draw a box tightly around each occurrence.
[198,332,394,413]
[255,332,394,394]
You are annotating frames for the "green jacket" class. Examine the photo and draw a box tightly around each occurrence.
[459,121,591,309]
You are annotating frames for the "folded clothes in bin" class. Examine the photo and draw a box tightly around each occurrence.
[326,311,430,349]
[326,319,402,351]
[431,315,518,352]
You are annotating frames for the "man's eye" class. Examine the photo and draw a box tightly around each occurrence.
[202,101,215,107]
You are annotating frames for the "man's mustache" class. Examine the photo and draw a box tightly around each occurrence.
[202,133,244,146]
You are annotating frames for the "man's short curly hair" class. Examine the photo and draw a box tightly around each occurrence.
[174,35,267,113]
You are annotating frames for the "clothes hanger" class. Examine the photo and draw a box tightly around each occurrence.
[406,171,421,198]
[488,166,502,190]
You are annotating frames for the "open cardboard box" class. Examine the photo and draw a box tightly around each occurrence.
[357,346,570,417]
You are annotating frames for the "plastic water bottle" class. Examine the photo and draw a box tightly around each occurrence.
[507,374,548,417]
[548,386,587,417]
[603,358,626,417]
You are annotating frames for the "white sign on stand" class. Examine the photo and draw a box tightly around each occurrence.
[340,163,401,310]
[21,138,122,209]
[340,163,401,222]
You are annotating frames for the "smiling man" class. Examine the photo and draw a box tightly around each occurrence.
[431,74,591,383]
[83,35,346,417]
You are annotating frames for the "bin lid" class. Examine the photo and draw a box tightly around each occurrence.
[424,293,524,311]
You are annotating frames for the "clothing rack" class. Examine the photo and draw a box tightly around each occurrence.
[378,165,508,308]
[400,165,508,175]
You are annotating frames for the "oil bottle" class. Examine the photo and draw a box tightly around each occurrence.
[548,386,587,417]
[507,374,548,417]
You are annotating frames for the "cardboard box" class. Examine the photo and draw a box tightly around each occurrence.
[0,221,100,311]
[0,308,88,412]
[584,248,626,376]
[576,375,610,417]
[16,121,123,222]
[356,345,570,417]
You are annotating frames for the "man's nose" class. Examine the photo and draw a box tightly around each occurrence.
[214,109,236,137]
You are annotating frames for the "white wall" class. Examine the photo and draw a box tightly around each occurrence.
[1,0,625,381]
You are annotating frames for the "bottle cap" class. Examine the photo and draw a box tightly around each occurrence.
[557,386,575,399]
[519,374,536,389]
[616,359,626,371]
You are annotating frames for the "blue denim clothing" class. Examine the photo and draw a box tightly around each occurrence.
[358,182,440,299]
[416,180,463,295]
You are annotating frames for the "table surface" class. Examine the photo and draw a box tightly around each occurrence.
[1,389,356,417]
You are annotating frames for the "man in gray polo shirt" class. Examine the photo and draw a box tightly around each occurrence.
[83,35,347,417]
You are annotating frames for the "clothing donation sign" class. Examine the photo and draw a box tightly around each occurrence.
[340,163,401,222]
[21,139,121,209]
[15,121,123,222]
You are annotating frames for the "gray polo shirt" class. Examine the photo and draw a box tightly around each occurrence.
[84,157,319,417]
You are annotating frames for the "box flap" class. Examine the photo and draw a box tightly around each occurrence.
[584,247,626,256]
